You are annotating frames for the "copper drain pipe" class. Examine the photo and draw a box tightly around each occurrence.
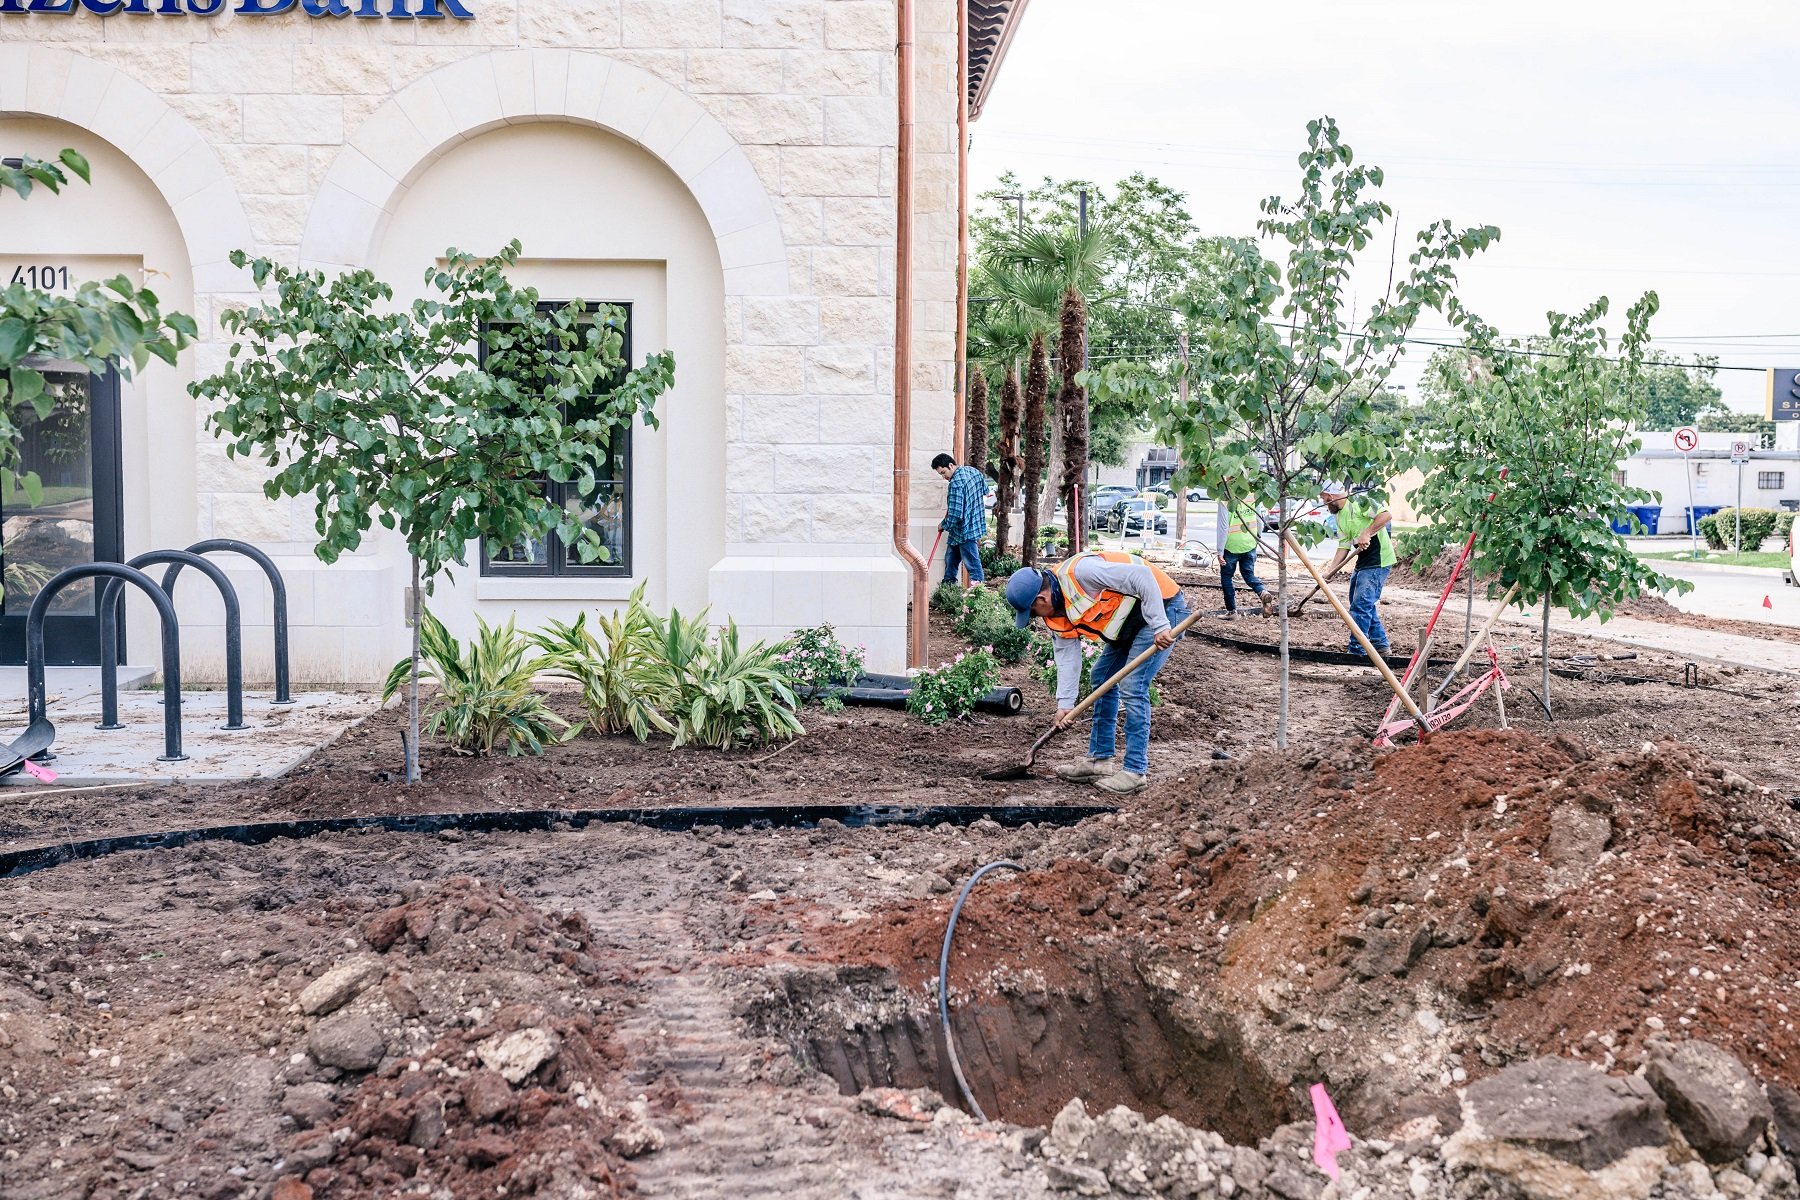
[891,0,929,667]
[952,0,971,464]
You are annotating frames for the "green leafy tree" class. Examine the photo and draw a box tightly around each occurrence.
[1146,117,1498,746]
[192,240,675,782]
[1411,293,1688,714]
[1,149,197,568]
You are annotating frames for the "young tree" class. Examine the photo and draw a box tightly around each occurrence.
[192,240,675,782]
[1153,117,1499,747]
[992,365,1023,557]
[966,364,990,478]
[1,149,197,583]
[1020,333,1050,566]
[1411,292,1687,715]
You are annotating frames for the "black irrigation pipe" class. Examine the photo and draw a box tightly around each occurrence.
[802,672,1024,716]
[938,859,1023,1123]
[0,804,1113,881]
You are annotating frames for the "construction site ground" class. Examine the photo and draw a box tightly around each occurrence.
[3,578,1799,1200]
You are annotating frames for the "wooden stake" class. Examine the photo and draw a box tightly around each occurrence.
[1282,532,1432,739]
[1493,665,1509,729]
[1429,581,1522,706]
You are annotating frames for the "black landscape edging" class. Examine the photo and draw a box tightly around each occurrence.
[1190,630,1443,671]
[804,672,1024,715]
[0,803,1113,879]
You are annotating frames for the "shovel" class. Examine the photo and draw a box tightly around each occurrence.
[980,605,1206,781]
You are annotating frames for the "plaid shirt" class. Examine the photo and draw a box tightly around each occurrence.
[939,465,988,544]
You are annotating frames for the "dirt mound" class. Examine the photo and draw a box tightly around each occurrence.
[788,729,1800,1134]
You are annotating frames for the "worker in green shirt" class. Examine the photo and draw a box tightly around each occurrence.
[1217,486,1274,620]
[1316,481,1396,658]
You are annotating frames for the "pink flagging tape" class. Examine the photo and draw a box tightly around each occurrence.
[1310,1083,1352,1179]
[21,759,57,783]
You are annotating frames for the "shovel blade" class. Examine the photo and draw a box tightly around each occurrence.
[979,762,1033,781]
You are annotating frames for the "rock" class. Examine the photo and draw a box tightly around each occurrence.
[407,1093,446,1150]
[1415,1009,1445,1037]
[1643,1040,1773,1163]
[1042,1162,1109,1195]
[1765,1082,1800,1156]
[1264,1164,1324,1199]
[284,1128,338,1172]
[476,1027,561,1085]
[463,1071,515,1122]
[607,1098,665,1159]
[461,1132,515,1167]
[856,1087,938,1123]
[1446,1056,1670,1199]
[112,1149,169,1171]
[1350,928,1410,979]
[1044,1097,1095,1158]
[269,1178,313,1200]
[307,1013,385,1072]
[297,956,385,1017]
[280,1082,337,1130]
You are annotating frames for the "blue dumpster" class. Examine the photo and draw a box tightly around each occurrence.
[1628,504,1662,534]
[1685,504,1722,534]
[1609,515,1633,534]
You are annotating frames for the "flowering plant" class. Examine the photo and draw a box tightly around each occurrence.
[905,650,1000,726]
[775,623,867,704]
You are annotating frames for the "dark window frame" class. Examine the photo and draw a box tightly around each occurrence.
[477,300,634,579]
[1757,470,1785,491]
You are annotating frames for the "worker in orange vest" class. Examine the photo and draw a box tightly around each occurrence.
[1003,550,1189,795]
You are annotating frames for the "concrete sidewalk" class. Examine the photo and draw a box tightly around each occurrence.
[1382,586,1800,677]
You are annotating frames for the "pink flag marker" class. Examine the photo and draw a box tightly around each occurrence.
[21,759,57,783]
[1310,1083,1352,1180]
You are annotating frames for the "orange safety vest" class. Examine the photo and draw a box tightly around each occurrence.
[1044,550,1181,643]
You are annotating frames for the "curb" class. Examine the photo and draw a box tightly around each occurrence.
[1636,557,1790,577]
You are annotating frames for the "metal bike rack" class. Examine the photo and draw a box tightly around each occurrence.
[159,539,294,705]
[27,563,187,762]
[98,550,246,732]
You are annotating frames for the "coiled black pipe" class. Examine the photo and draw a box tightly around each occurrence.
[938,858,1023,1122]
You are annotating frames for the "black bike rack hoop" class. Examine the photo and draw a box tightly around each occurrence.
[100,549,246,732]
[160,539,293,705]
[27,563,186,762]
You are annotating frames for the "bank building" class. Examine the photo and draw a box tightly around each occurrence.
[0,0,1025,686]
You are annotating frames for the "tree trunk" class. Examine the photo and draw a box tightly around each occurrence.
[407,553,422,784]
[967,365,990,479]
[1021,332,1050,566]
[1539,590,1552,721]
[1057,287,1089,550]
[1276,479,1290,749]
[993,365,1022,558]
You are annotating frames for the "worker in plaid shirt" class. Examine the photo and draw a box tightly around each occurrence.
[933,452,988,588]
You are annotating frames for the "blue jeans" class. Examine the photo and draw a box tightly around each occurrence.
[1087,594,1188,776]
[942,539,984,585]
[1219,549,1263,611]
[1347,566,1390,655]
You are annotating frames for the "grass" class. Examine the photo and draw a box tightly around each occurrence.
[1641,550,1791,570]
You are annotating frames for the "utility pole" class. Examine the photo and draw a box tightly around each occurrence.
[997,192,1024,231]
[1175,330,1189,544]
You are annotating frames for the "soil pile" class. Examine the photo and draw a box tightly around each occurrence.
[0,875,650,1200]
[792,729,1800,1135]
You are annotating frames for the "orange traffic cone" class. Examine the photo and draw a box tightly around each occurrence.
[1764,595,1774,610]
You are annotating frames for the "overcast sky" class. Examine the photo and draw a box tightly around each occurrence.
[969,0,1800,416]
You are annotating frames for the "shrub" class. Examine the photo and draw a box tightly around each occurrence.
[1699,507,1781,551]
[1779,511,1796,542]
[777,624,866,702]
[658,609,804,748]
[978,542,1022,581]
[383,610,573,757]
[529,583,676,741]
[930,581,963,614]
[906,650,1000,725]
[948,587,1033,664]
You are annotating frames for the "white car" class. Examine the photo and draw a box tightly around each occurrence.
[1787,517,1799,587]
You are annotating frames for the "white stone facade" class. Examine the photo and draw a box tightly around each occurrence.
[0,0,971,681]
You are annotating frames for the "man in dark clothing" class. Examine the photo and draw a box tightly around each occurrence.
[933,452,987,588]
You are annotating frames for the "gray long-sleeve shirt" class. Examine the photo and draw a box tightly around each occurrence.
[1049,558,1171,707]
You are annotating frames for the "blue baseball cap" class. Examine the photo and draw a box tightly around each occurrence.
[1004,567,1044,628]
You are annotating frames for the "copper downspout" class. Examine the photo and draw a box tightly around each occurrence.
[892,0,930,667]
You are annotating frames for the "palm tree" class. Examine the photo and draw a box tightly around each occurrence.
[966,364,990,478]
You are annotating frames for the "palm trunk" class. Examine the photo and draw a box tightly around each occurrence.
[993,365,1022,558]
[407,553,422,784]
[967,365,990,479]
[1057,287,1089,550]
[1021,333,1049,566]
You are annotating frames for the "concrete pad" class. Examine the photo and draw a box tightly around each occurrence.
[0,665,157,706]
[0,689,382,785]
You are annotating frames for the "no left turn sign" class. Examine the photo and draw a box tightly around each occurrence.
[1674,427,1699,452]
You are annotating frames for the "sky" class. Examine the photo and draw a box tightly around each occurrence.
[968,0,1800,415]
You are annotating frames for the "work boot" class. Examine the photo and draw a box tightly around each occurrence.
[1217,609,1238,621]
[1053,756,1114,782]
[1258,591,1275,618]
[1095,771,1147,796]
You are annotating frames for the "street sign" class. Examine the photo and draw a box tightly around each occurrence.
[1731,440,1752,463]
[1767,369,1800,422]
[1673,426,1699,452]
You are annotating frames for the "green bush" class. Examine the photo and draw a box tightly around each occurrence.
[1778,511,1796,542]
[930,580,962,614]
[776,623,866,702]
[978,542,1021,581]
[384,610,574,757]
[947,586,1033,663]
[906,650,1000,726]
[1698,507,1782,551]
[657,608,804,748]
[530,584,677,742]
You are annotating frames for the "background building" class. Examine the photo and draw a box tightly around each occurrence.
[0,0,1028,681]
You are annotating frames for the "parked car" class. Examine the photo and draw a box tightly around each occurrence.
[982,479,997,509]
[1259,497,1333,535]
[1184,486,1209,503]
[1109,498,1169,537]
[1092,484,1136,511]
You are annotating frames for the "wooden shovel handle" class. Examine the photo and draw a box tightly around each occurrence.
[1028,604,1207,758]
